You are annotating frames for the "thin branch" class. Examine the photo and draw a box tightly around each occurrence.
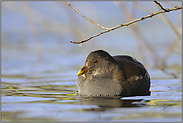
[161,39,179,68]
[70,4,182,44]
[154,1,182,44]
[65,1,110,30]
[23,3,44,62]
[154,1,170,12]
[163,14,182,43]
[159,67,177,78]
[118,2,178,78]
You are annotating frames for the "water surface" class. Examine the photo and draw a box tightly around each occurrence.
[1,1,182,122]
[1,68,182,122]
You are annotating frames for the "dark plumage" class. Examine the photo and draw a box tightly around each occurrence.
[77,50,151,97]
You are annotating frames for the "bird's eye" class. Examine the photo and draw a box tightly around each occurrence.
[94,60,98,63]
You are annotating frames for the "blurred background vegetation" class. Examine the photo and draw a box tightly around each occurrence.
[2,1,182,79]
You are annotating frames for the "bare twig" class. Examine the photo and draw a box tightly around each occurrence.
[161,39,179,68]
[116,2,148,64]
[23,3,44,62]
[69,2,182,44]
[155,1,182,44]
[65,1,110,30]
[137,1,181,77]
[159,67,177,78]
[117,2,178,78]
[154,1,170,12]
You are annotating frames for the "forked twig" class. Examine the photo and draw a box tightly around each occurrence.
[154,1,170,12]
[66,1,182,44]
[65,1,110,30]
[154,1,182,44]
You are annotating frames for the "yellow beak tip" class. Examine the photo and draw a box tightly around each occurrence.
[77,70,83,76]
[77,66,89,76]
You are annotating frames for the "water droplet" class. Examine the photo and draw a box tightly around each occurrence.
[78,44,82,47]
